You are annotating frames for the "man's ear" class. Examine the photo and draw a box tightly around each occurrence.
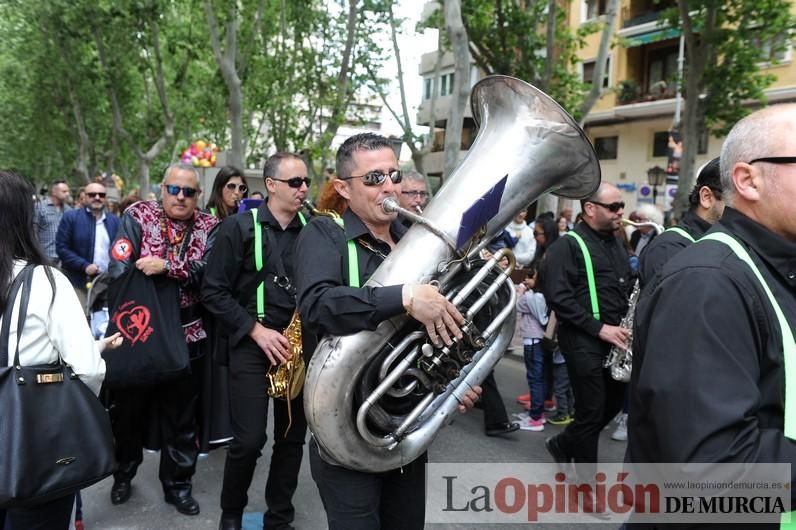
[732,162,761,202]
[698,186,715,209]
[333,178,351,200]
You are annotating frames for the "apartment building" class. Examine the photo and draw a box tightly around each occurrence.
[579,0,796,211]
[416,0,796,211]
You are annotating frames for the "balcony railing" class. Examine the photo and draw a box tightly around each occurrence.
[623,10,664,28]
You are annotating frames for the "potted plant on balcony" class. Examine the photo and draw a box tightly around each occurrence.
[617,79,640,104]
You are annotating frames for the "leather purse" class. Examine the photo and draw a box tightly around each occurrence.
[540,311,559,354]
[0,265,115,508]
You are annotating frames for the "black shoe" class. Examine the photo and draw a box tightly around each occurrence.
[218,514,242,530]
[485,422,520,436]
[164,491,200,516]
[544,434,569,465]
[110,480,132,505]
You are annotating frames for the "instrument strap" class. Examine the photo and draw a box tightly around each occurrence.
[698,233,796,529]
[665,226,696,243]
[330,216,360,288]
[210,207,217,218]
[565,232,600,320]
[252,208,307,320]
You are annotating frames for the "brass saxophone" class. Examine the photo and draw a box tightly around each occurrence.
[604,219,664,382]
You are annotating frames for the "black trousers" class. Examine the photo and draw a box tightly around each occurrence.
[309,439,426,530]
[220,338,306,529]
[111,345,204,495]
[481,370,510,426]
[0,494,75,530]
[558,350,625,466]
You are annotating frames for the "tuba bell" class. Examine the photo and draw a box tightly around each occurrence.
[304,75,601,472]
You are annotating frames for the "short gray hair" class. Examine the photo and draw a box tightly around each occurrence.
[162,163,200,188]
[720,104,796,206]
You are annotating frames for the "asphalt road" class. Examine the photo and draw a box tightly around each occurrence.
[80,348,627,529]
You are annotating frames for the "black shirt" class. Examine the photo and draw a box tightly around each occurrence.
[638,209,712,287]
[629,207,796,496]
[541,221,631,355]
[201,202,304,346]
[295,208,407,337]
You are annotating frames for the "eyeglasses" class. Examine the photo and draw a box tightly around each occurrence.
[533,231,545,237]
[163,184,198,198]
[749,156,796,165]
[340,169,402,187]
[400,190,428,199]
[588,200,625,213]
[269,176,311,189]
[86,192,106,198]
[225,182,248,193]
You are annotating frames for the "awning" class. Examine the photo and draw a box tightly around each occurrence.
[623,28,681,47]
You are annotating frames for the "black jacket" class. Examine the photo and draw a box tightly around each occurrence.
[294,208,406,338]
[638,209,712,287]
[540,221,631,355]
[201,203,304,347]
[629,208,796,510]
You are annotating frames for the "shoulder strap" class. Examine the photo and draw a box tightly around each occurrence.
[252,208,267,320]
[565,231,600,320]
[0,265,35,367]
[326,215,360,288]
[699,233,796,440]
[665,226,696,243]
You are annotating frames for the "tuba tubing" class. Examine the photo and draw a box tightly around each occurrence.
[304,75,601,472]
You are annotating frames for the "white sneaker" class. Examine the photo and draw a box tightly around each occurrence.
[611,413,627,441]
[518,417,545,431]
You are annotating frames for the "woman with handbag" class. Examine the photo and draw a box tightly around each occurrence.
[0,170,120,530]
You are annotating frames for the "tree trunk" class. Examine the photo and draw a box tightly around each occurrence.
[443,0,470,179]
[673,70,701,216]
[578,0,619,123]
[205,1,244,169]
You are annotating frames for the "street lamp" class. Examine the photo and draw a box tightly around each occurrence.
[647,165,666,206]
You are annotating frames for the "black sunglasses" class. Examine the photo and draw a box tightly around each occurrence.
[87,192,106,198]
[749,156,796,165]
[225,182,248,193]
[589,200,625,213]
[164,184,198,198]
[269,176,311,189]
[341,169,402,187]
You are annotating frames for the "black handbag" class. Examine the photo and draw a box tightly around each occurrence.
[103,268,190,387]
[0,265,115,508]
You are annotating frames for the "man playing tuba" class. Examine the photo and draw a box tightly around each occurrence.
[202,153,311,530]
[295,133,481,530]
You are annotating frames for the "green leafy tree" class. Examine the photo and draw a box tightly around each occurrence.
[668,0,796,215]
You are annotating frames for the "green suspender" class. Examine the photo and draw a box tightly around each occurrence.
[328,215,360,288]
[665,226,696,243]
[565,231,600,320]
[698,233,796,529]
[251,208,308,320]
[210,207,217,218]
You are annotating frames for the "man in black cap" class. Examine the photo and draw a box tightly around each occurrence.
[638,157,724,286]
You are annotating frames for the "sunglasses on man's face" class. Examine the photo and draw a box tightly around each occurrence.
[589,200,625,213]
[269,176,311,189]
[341,169,403,187]
[164,184,198,198]
[225,182,248,193]
[87,192,106,199]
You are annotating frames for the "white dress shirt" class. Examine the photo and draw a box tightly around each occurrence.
[2,260,105,394]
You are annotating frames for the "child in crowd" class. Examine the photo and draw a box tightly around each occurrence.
[548,343,575,425]
[516,267,547,431]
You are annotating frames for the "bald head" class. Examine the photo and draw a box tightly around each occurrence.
[721,104,796,240]
[720,103,796,206]
[581,182,624,233]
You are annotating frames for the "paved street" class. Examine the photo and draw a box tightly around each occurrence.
[81,348,626,529]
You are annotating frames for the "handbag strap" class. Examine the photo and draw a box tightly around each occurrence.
[0,264,35,367]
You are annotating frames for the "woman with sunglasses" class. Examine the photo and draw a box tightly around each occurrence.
[207,166,248,219]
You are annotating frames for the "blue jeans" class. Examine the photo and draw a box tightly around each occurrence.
[523,341,545,420]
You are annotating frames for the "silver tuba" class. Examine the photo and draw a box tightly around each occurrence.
[303,75,601,472]
[604,219,665,382]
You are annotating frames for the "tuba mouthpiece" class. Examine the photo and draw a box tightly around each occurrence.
[381,197,400,214]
